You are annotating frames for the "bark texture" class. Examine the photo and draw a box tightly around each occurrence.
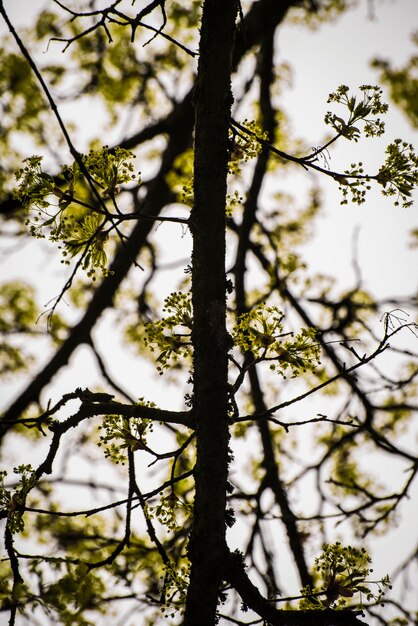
[184,1,239,624]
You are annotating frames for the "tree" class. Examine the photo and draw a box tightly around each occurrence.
[0,1,417,625]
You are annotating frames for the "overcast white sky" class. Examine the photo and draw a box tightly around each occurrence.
[1,0,417,300]
[0,0,417,621]
[278,0,418,298]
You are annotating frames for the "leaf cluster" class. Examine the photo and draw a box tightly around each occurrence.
[14,147,140,276]
[0,464,36,533]
[300,542,391,610]
[376,139,418,208]
[149,492,192,534]
[232,304,321,378]
[325,85,388,141]
[98,401,155,464]
[228,119,269,175]
[143,291,193,374]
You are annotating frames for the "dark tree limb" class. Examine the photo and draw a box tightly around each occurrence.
[184,0,239,623]
[232,12,312,592]
[225,551,367,626]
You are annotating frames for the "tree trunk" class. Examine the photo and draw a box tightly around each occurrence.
[184,1,238,624]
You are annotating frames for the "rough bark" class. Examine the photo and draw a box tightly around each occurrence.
[184,1,238,624]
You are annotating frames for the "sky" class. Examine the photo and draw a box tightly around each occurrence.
[2,0,417,303]
[278,0,418,299]
[0,0,417,621]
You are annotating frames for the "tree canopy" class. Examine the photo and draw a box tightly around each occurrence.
[0,1,417,625]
